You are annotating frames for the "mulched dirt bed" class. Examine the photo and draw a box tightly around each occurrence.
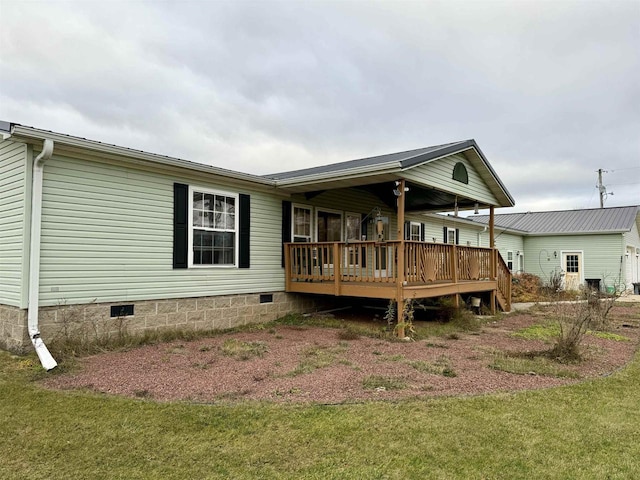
[42,305,640,404]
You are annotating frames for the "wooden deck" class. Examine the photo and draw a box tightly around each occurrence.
[284,241,511,311]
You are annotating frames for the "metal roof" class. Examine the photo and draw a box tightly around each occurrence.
[471,206,640,235]
[265,141,467,180]
[2,121,514,208]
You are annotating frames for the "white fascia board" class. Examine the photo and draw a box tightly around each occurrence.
[10,125,275,187]
[273,163,402,187]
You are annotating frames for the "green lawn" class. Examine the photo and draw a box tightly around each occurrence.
[2,348,639,480]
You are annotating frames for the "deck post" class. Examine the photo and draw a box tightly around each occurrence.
[284,243,291,292]
[489,206,496,278]
[333,242,341,296]
[489,206,497,312]
[396,179,406,337]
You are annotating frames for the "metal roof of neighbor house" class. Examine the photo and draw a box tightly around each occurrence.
[470,206,640,235]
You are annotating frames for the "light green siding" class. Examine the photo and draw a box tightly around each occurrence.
[289,191,485,246]
[290,189,399,240]
[38,154,285,306]
[0,140,29,307]
[403,154,499,206]
[623,219,640,286]
[421,216,484,246]
[488,233,525,273]
[523,234,624,287]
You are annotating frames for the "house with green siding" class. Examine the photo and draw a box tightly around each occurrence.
[0,121,515,367]
[470,207,640,293]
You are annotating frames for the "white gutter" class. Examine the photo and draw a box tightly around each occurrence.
[28,139,57,371]
[11,125,274,187]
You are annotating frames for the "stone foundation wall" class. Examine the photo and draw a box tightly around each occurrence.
[0,304,29,353]
[1,292,325,354]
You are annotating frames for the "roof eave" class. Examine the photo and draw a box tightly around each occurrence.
[9,125,276,187]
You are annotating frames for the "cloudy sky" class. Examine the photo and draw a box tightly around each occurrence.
[1,0,638,213]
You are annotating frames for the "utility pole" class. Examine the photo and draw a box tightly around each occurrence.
[597,169,613,208]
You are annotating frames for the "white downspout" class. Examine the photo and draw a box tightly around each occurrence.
[477,225,488,247]
[28,139,57,370]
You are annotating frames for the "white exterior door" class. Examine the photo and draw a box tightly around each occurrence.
[562,251,583,290]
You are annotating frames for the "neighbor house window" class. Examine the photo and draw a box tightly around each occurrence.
[446,228,456,245]
[293,205,312,242]
[410,222,422,241]
[507,251,513,271]
[191,188,237,266]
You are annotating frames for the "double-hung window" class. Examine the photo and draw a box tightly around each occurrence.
[190,188,237,266]
[446,228,456,245]
[409,222,422,241]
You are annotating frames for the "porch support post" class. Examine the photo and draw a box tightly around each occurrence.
[333,242,341,296]
[396,179,406,337]
[284,243,291,292]
[489,205,497,313]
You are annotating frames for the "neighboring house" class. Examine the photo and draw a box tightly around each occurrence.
[0,121,514,362]
[470,206,640,292]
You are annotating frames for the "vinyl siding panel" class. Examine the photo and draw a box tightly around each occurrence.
[623,220,640,285]
[491,234,525,273]
[523,234,624,287]
[290,189,400,240]
[403,154,499,206]
[0,140,28,307]
[421,216,484,246]
[39,154,285,306]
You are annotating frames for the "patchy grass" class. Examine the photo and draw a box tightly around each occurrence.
[220,339,268,360]
[488,351,580,378]
[587,331,631,342]
[408,356,457,378]
[512,322,559,341]
[362,375,408,390]
[514,322,632,343]
[3,338,640,479]
[286,344,349,377]
[3,349,640,478]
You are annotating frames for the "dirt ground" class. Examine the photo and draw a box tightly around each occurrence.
[42,303,640,404]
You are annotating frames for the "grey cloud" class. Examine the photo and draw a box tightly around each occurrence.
[1,0,638,209]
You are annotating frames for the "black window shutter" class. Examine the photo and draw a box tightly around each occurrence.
[455,229,460,245]
[282,201,292,267]
[420,223,425,242]
[443,226,447,243]
[239,194,250,268]
[173,183,188,269]
[404,221,410,240]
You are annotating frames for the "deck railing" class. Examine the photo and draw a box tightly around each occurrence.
[286,241,497,285]
[285,241,512,311]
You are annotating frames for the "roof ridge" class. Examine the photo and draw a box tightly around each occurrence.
[264,140,469,178]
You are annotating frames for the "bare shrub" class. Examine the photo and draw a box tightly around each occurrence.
[548,303,591,362]
[546,284,620,362]
[512,273,543,303]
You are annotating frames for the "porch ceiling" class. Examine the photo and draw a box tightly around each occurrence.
[356,182,478,213]
[301,180,479,213]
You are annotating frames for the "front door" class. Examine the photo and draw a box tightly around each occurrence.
[317,210,342,270]
[562,251,583,290]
